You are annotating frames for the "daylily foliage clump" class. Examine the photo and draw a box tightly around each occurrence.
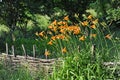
[35,14,111,58]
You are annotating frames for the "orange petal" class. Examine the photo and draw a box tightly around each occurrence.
[62,47,67,53]
[64,16,69,21]
[90,25,96,29]
[47,40,53,45]
[39,31,44,37]
[88,15,92,19]
[44,50,50,57]
[79,35,85,41]
[105,34,111,39]
[81,21,88,26]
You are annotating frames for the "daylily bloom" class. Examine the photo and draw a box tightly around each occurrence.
[88,15,92,19]
[52,20,57,25]
[48,25,53,29]
[47,40,53,45]
[44,49,50,59]
[51,27,57,32]
[59,35,65,39]
[74,27,80,35]
[73,29,80,35]
[67,26,74,31]
[51,36,56,40]
[59,26,67,29]
[60,29,65,34]
[64,16,69,21]
[62,47,67,53]
[105,34,111,39]
[39,31,44,37]
[81,21,88,26]
[58,21,63,25]
[79,35,85,41]
[92,19,98,24]
[62,21,67,25]
[90,25,96,29]
[56,35,65,40]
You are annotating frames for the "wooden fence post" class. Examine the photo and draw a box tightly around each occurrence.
[91,44,96,62]
[12,45,15,57]
[78,45,80,52]
[45,49,48,59]
[22,44,27,58]
[6,43,8,55]
[33,45,36,58]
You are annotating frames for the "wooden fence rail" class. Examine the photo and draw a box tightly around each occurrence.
[0,53,63,75]
[0,43,120,79]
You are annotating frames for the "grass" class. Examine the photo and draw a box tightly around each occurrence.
[0,63,33,80]
[49,46,120,80]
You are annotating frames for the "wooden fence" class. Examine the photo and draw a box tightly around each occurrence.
[0,43,120,79]
[0,53,63,76]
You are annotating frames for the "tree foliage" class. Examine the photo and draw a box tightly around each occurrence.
[89,0,120,28]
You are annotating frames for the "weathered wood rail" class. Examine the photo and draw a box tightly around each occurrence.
[0,43,64,74]
[0,53,63,76]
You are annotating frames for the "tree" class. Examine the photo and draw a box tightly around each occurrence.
[0,0,33,41]
[89,0,120,29]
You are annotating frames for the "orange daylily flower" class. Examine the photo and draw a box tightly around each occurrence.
[67,26,74,31]
[90,25,96,29]
[105,34,111,39]
[87,15,92,19]
[56,35,65,39]
[59,26,67,29]
[73,29,80,35]
[62,47,67,53]
[81,21,88,26]
[58,21,63,25]
[48,25,53,29]
[60,29,66,34]
[55,35,60,39]
[39,31,44,37]
[74,27,80,34]
[62,21,67,25]
[66,26,81,35]
[44,50,50,58]
[79,35,85,41]
[52,27,57,32]
[52,20,57,25]
[92,19,98,24]
[47,40,53,45]
[51,36,56,40]
[59,35,65,39]
[64,16,69,21]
